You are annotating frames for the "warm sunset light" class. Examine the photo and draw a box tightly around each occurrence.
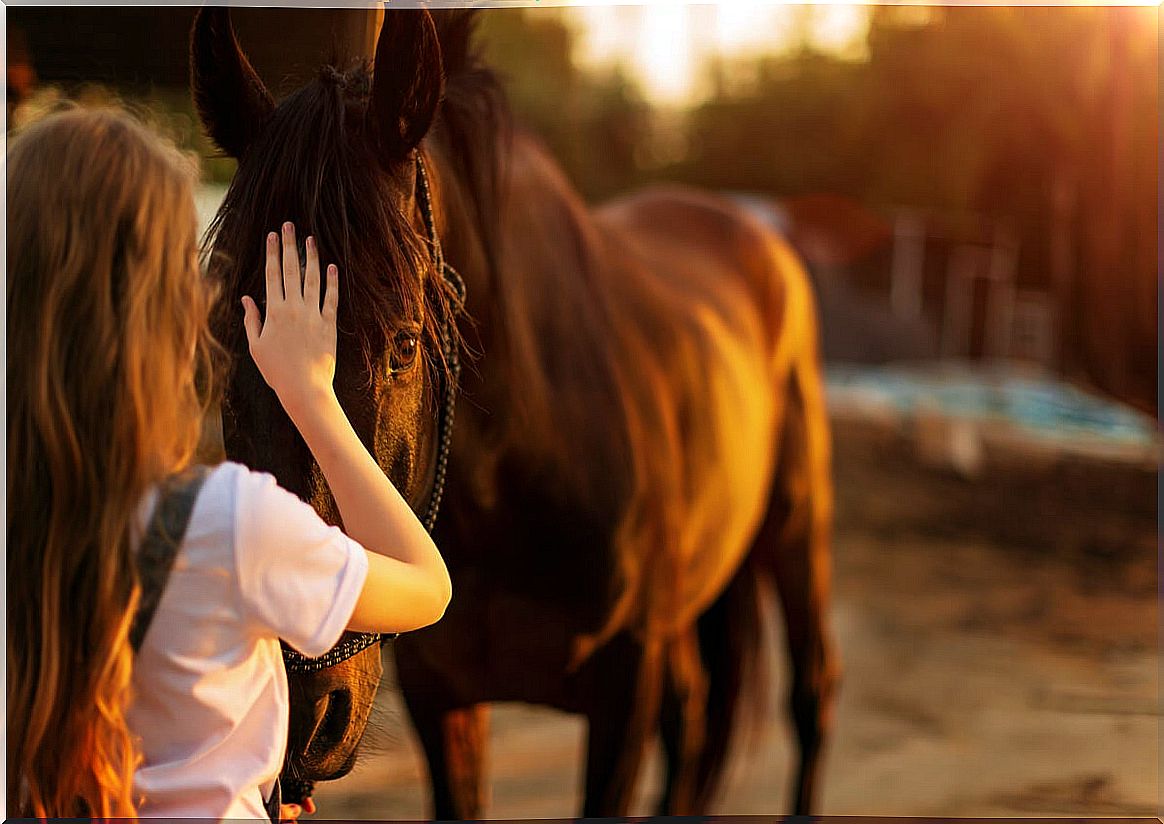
[638,1,694,105]
[571,2,871,107]
[807,4,870,57]
[715,3,799,56]
[7,5,1157,821]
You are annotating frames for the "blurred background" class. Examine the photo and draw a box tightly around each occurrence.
[9,4,1158,817]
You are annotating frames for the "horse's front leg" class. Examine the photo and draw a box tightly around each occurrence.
[395,644,489,820]
[401,696,490,820]
[577,632,665,817]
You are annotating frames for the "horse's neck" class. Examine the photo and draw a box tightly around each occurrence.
[435,132,636,503]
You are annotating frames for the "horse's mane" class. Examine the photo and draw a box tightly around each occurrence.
[429,14,639,510]
[204,9,632,508]
[429,10,509,298]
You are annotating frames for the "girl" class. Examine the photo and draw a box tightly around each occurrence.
[7,107,451,818]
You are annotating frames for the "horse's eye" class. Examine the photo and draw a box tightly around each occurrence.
[389,331,420,374]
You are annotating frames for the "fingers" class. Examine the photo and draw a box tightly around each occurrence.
[282,222,302,303]
[265,232,282,304]
[264,223,332,318]
[323,263,339,322]
[241,295,261,349]
[304,235,321,311]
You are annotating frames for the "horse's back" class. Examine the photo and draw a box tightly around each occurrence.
[598,183,814,350]
[592,185,821,631]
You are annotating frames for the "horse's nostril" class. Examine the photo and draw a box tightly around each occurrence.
[310,689,352,754]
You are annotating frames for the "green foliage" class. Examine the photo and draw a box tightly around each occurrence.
[477,9,653,200]
[11,83,237,184]
[13,7,1154,405]
[476,4,1157,409]
[141,87,238,185]
[482,6,1153,223]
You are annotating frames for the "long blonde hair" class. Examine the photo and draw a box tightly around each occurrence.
[7,107,219,817]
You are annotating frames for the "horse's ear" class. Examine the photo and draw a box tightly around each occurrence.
[368,9,444,164]
[189,8,275,159]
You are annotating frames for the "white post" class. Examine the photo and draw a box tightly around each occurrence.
[942,246,979,359]
[985,226,1019,360]
[890,210,926,321]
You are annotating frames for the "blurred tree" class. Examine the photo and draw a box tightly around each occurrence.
[670,5,1156,411]
[477,9,652,200]
[674,50,868,196]
[477,7,1159,409]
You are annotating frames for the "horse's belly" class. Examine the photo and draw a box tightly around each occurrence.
[394,568,583,707]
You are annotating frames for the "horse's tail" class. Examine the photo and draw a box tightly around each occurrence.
[695,232,840,813]
[689,552,767,809]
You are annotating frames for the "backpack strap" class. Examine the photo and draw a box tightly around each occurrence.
[130,465,211,654]
[264,777,282,822]
[128,465,281,819]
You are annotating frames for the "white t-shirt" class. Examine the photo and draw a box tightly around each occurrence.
[127,461,369,820]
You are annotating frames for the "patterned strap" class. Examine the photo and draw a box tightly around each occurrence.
[130,465,211,654]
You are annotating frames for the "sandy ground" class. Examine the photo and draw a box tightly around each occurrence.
[308,415,1157,819]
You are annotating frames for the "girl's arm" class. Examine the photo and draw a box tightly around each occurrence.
[240,222,451,634]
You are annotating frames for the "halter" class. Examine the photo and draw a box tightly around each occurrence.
[280,154,464,676]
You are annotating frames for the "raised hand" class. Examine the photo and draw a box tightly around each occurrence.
[241,222,339,421]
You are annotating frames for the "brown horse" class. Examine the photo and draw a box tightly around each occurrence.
[393,11,842,818]
[194,6,840,814]
[189,8,463,800]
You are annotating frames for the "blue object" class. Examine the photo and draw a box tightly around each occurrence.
[825,363,1158,446]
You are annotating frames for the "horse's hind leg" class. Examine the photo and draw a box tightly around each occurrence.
[656,629,708,815]
[758,354,841,815]
[658,562,763,814]
[578,632,665,817]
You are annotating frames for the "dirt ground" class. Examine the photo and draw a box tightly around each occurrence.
[311,416,1158,819]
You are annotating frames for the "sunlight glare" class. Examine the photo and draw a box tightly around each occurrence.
[807,5,872,57]
[716,3,793,57]
[575,5,634,69]
[638,2,694,107]
[568,1,874,108]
